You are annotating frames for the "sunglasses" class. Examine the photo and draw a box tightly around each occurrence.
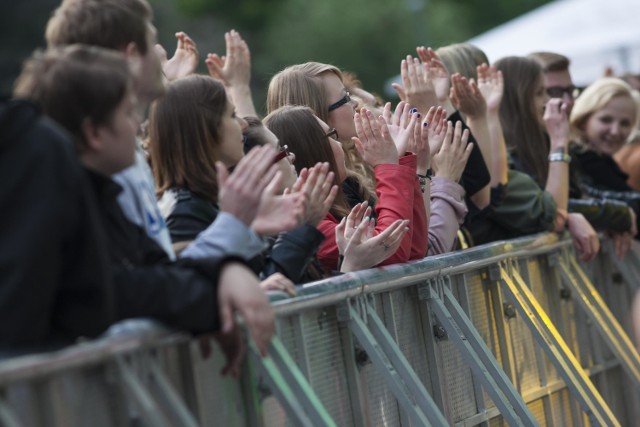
[325,128,339,140]
[272,145,290,164]
[328,92,352,112]
[546,85,578,99]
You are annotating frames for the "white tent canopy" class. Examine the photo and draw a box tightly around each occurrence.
[467,0,640,86]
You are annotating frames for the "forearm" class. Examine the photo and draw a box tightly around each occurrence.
[227,84,258,118]
[182,212,266,260]
[427,177,467,255]
[545,161,569,211]
[486,111,508,186]
[465,114,493,184]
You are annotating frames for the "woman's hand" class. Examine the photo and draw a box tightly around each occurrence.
[338,216,410,272]
[391,56,438,116]
[157,31,199,82]
[476,64,504,113]
[353,108,399,166]
[432,121,473,182]
[566,212,600,262]
[335,202,372,256]
[450,74,486,120]
[292,163,338,227]
[205,30,251,88]
[381,101,419,156]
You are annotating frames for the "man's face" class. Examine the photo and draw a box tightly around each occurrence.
[129,23,165,105]
[544,70,575,114]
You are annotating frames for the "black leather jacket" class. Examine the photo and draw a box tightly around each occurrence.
[164,188,326,283]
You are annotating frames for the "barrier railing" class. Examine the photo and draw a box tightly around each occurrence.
[0,233,638,426]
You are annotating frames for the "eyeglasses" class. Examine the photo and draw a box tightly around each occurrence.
[546,85,578,99]
[272,145,290,164]
[325,128,339,140]
[328,92,352,112]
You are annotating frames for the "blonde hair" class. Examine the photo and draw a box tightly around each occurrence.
[570,77,639,145]
[267,62,376,201]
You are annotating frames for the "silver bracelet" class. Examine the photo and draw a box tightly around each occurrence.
[548,152,571,163]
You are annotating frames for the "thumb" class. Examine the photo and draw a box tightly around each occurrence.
[352,137,365,157]
[219,296,234,333]
[391,83,406,101]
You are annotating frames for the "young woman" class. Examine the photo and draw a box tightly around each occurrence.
[264,105,430,273]
[148,75,335,283]
[570,77,640,241]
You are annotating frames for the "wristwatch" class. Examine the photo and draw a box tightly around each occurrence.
[548,152,571,163]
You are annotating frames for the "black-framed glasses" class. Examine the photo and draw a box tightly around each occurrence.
[546,85,578,99]
[325,128,339,140]
[272,145,290,164]
[328,92,352,112]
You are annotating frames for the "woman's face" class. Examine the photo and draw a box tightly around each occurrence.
[320,72,358,142]
[533,76,550,126]
[316,116,347,182]
[216,100,248,167]
[257,126,298,193]
[583,95,636,156]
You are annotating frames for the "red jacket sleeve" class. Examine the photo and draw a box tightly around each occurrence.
[316,156,428,274]
[399,154,429,259]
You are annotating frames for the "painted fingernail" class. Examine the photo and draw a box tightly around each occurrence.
[410,108,417,113]
[417,113,421,118]
[423,122,428,127]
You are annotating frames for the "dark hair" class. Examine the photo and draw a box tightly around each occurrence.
[13,45,131,152]
[496,56,549,185]
[46,0,152,54]
[243,116,268,153]
[264,105,350,218]
[149,75,228,203]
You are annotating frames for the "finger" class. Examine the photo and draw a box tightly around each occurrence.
[351,216,371,242]
[353,112,365,141]
[382,102,392,123]
[401,59,411,93]
[416,46,429,63]
[393,101,405,127]
[175,31,185,50]
[352,137,365,158]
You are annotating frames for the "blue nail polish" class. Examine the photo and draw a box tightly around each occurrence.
[417,113,421,118]
[423,122,428,127]
[410,108,417,113]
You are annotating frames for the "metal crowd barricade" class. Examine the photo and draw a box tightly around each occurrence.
[0,233,638,426]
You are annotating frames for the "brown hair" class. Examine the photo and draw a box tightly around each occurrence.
[527,52,570,73]
[267,62,376,201]
[243,116,269,153]
[46,0,152,54]
[436,43,489,79]
[13,45,131,152]
[264,105,350,218]
[149,75,227,203]
[495,56,549,185]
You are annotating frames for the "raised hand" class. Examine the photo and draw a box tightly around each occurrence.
[391,56,438,116]
[432,121,473,182]
[251,175,306,236]
[205,29,251,88]
[353,108,399,167]
[476,64,504,113]
[157,32,199,82]
[205,30,257,117]
[424,106,448,156]
[216,144,279,226]
[417,47,451,105]
[297,162,339,227]
[450,73,486,120]
[335,202,373,256]
[543,98,570,151]
[338,216,410,272]
[381,101,420,155]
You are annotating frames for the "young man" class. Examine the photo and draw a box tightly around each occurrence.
[528,51,577,114]
[7,46,275,372]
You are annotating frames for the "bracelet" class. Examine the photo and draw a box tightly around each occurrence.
[548,152,571,163]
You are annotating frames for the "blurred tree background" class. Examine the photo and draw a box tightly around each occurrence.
[1,0,552,114]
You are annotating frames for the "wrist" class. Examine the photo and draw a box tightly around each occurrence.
[548,151,571,163]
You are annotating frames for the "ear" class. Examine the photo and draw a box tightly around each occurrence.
[81,118,103,153]
[124,41,140,58]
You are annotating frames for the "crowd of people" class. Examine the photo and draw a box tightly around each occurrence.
[2,0,640,367]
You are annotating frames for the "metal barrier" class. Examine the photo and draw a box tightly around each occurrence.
[0,233,638,426]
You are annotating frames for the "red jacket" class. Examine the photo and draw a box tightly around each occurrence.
[317,154,429,272]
